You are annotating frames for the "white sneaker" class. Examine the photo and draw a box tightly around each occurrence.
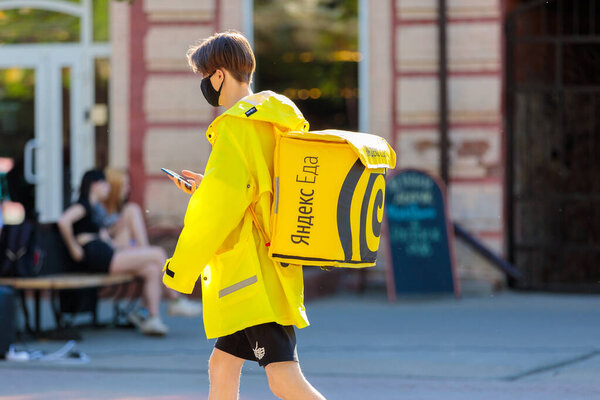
[127,308,148,329]
[168,297,203,317]
[139,316,169,336]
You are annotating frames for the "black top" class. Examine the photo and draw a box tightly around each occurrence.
[72,199,103,235]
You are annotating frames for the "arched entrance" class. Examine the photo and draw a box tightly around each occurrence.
[0,0,110,222]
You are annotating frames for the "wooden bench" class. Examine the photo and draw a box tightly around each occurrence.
[0,273,138,338]
[1,223,147,339]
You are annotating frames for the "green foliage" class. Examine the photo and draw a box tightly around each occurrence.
[0,9,80,44]
[0,69,35,100]
[94,0,110,42]
[0,0,110,44]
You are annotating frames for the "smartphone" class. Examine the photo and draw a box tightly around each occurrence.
[161,168,192,190]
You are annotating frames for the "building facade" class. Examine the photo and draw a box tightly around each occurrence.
[102,0,506,290]
[2,0,545,291]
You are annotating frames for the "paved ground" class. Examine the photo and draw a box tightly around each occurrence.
[1,291,599,399]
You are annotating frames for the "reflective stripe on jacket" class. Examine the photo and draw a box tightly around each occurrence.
[162,91,310,339]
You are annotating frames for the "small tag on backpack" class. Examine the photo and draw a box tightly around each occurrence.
[245,107,258,117]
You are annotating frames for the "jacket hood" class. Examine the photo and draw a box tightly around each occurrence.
[206,91,309,144]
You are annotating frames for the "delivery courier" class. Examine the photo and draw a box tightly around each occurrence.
[162,30,394,400]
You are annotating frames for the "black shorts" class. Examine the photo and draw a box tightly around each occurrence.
[82,239,114,273]
[214,322,298,367]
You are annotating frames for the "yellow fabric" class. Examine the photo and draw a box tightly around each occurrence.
[282,129,396,169]
[269,130,395,268]
[162,91,310,339]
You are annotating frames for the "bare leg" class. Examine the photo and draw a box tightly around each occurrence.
[110,225,131,249]
[137,262,161,317]
[163,286,180,301]
[109,204,180,301]
[265,361,326,400]
[121,203,149,247]
[109,246,166,316]
[208,348,245,400]
[111,203,149,248]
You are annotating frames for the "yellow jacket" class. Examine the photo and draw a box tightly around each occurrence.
[163,91,310,339]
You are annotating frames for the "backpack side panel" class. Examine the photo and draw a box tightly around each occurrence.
[269,134,387,268]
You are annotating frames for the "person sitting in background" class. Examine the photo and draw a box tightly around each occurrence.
[100,167,149,249]
[57,169,201,337]
[100,167,202,318]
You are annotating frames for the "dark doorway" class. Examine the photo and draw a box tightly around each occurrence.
[253,0,359,131]
[506,0,600,291]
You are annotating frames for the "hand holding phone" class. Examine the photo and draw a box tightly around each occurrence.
[161,168,203,194]
[162,168,192,190]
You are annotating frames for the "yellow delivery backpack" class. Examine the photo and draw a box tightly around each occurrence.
[255,129,396,269]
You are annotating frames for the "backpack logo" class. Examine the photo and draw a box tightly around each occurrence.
[253,341,265,360]
[337,159,386,262]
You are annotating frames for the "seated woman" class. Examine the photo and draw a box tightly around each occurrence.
[100,168,202,318]
[58,169,201,337]
[100,168,149,249]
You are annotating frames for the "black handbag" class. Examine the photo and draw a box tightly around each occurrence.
[0,221,43,277]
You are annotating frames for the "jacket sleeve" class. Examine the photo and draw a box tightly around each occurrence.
[162,128,253,294]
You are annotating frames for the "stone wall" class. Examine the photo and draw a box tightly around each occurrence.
[390,0,506,290]
[109,1,131,170]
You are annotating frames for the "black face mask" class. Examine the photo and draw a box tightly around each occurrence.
[200,71,224,107]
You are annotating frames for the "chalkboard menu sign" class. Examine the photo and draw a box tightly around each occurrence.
[385,170,459,297]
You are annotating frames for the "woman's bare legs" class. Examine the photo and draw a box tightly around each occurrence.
[111,203,149,249]
[109,203,179,301]
[109,246,166,316]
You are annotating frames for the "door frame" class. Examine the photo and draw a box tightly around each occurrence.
[0,0,111,222]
